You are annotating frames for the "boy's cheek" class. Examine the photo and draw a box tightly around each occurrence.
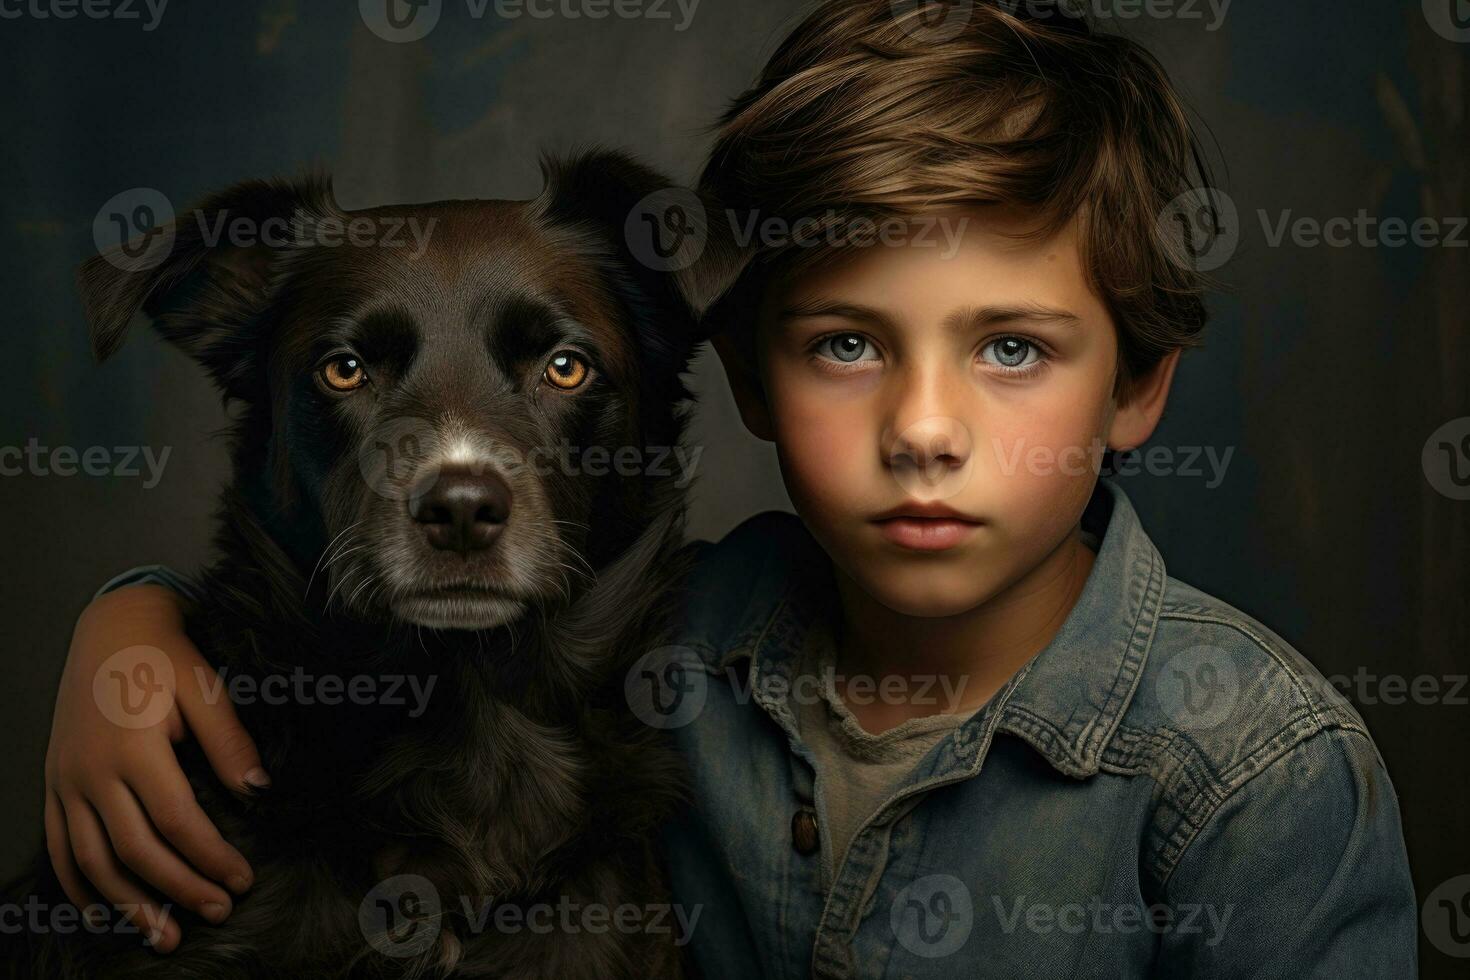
[773,420,874,537]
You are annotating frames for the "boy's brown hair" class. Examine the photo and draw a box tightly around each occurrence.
[697,0,1216,397]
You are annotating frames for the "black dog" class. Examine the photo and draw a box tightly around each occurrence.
[7,150,717,978]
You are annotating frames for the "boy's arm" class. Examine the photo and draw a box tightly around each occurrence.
[44,571,265,952]
[1153,727,1417,977]
[92,564,205,605]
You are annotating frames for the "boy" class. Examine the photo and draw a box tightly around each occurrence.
[39,1,1416,976]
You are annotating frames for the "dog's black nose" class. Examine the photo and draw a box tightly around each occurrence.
[408,467,512,553]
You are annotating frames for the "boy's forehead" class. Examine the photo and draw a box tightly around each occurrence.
[757,205,1096,324]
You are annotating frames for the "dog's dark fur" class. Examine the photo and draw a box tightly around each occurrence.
[6,150,720,978]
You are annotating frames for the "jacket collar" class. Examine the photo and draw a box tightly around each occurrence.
[715,480,1165,780]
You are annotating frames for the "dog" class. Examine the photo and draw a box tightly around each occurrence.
[5,149,720,978]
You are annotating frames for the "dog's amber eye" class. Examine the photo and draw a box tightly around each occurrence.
[318,354,367,392]
[544,351,589,391]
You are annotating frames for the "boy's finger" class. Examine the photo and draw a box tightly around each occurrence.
[95,783,235,924]
[61,797,182,953]
[171,659,269,795]
[125,761,253,895]
[44,791,98,914]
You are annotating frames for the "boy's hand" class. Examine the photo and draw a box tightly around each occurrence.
[43,584,266,953]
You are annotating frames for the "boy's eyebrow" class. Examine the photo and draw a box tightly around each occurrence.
[775,300,1082,329]
[776,300,895,328]
[945,303,1082,330]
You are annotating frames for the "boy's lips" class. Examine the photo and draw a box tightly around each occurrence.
[871,501,983,551]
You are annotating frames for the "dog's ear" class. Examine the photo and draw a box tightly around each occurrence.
[534,149,750,386]
[78,176,339,399]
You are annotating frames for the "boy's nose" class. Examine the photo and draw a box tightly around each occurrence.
[883,414,975,500]
[884,414,973,470]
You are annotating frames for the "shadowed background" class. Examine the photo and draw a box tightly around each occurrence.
[0,1,1465,973]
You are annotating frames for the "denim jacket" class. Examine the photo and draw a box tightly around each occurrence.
[104,481,1417,978]
[653,480,1417,979]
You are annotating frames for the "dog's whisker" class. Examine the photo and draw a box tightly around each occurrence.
[344,571,378,611]
[304,519,367,597]
[324,560,366,613]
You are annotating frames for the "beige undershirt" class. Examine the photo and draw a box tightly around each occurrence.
[793,617,982,886]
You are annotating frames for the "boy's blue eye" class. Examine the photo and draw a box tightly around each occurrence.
[819,333,874,364]
[982,337,1040,370]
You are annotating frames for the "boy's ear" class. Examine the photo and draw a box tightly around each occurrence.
[1106,349,1181,451]
[78,176,338,399]
[711,329,774,443]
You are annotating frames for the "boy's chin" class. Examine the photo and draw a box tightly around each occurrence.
[850,563,1003,620]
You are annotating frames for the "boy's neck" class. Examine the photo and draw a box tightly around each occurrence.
[830,528,1096,735]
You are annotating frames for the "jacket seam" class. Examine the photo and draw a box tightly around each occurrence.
[1157,724,1374,890]
[1157,610,1328,730]
[1082,541,1165,767]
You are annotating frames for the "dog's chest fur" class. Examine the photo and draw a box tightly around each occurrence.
[111,507,692,979]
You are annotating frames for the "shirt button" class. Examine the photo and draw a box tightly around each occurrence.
[791,809,819,856]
